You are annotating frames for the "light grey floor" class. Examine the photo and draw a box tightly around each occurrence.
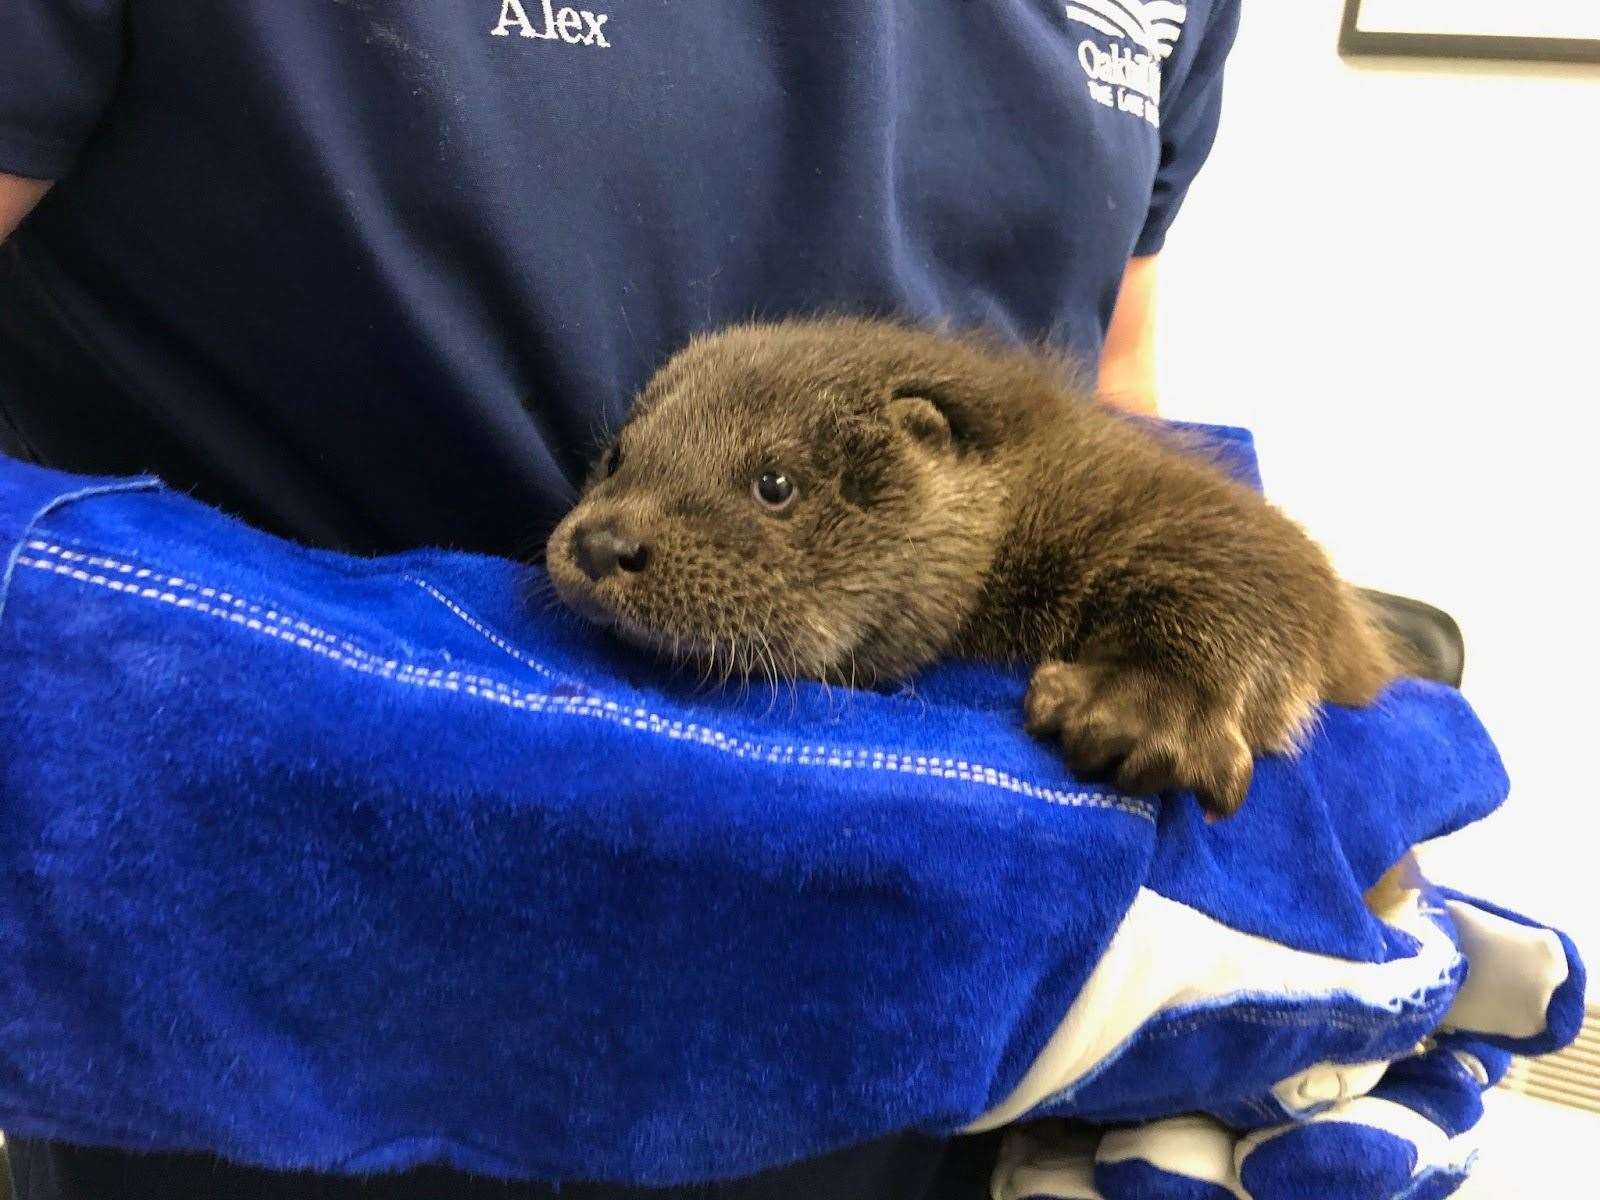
[1455,1090,1595,1197]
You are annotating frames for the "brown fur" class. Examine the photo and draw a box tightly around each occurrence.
[545,317,1402,815]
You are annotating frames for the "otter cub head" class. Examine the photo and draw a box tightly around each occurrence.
[546,318,1036,684]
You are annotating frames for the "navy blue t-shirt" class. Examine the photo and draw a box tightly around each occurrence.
[0,0,1239,557]
[0,3,1239,1197]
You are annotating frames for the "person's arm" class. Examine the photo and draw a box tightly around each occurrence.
[1100,0,1240,417]
[0,172,52,240]
[1097,254,1159,415]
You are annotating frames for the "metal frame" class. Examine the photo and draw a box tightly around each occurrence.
[1339,0,1600,63]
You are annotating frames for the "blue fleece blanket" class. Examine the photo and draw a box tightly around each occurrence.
[0,437,1584,1196]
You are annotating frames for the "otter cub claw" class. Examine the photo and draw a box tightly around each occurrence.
[1025,660,1256,818]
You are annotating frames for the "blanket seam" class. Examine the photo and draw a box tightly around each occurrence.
[16,540,554,700]
[14,544,1156,819]
[402,573,577,686]
[0,480,162,631]
[27,539,579,689]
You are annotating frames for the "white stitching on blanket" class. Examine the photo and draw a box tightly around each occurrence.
[21,541,546,701]
[15,546,1154,820]
[27,541,375,660]
[1138,976,1461,1043]
[402,574,567,683]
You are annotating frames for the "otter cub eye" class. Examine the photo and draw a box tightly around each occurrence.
[600,445,622,478]
[753,470,798,512]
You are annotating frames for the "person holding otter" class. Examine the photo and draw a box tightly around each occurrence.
[0,2,1242,1198]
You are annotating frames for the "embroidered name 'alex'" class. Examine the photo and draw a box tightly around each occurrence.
[492,0,610,48]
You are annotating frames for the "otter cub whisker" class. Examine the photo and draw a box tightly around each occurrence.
[545,316,1401,817]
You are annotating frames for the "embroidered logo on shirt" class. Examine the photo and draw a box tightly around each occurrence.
[492,0,610,48]
[1064,0,1187,128]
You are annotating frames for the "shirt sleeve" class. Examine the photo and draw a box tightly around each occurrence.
[1133,0,1242,257]
[0,1,127,180]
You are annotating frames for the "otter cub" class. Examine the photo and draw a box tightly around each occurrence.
[546,317,1399,816]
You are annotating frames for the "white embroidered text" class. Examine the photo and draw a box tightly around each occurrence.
[492,0,610,48]
[1064,1,1187,128]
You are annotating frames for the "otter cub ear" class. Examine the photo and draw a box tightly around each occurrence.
[887,394,953,454]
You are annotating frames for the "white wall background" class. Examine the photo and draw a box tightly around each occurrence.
[1155,6,1600,957]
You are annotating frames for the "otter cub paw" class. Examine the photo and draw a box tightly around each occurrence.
[1024,660,1256,818]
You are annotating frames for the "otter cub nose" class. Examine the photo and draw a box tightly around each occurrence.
[573,524,651,582]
